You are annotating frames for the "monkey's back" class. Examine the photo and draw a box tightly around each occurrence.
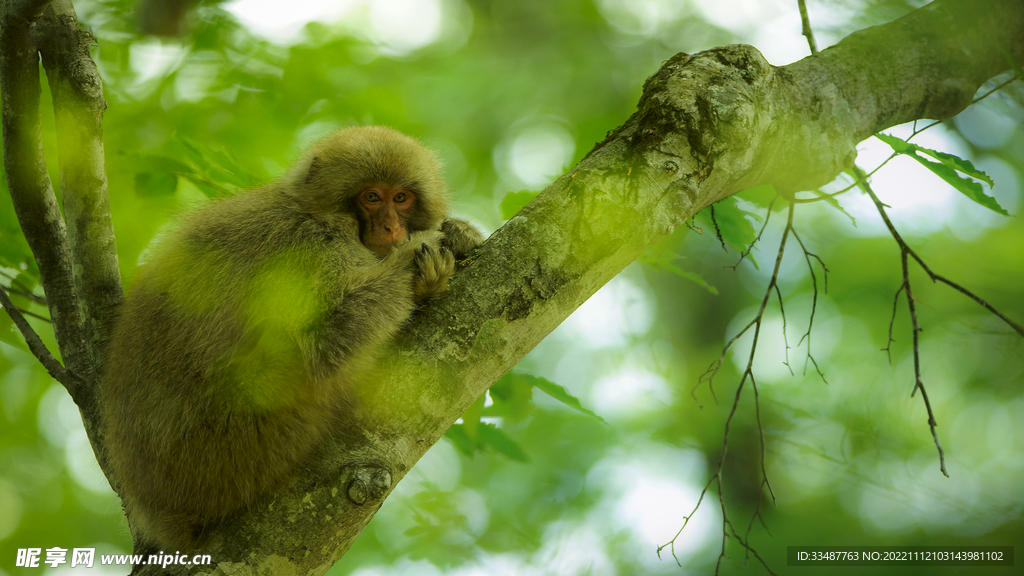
[101,188,366,550]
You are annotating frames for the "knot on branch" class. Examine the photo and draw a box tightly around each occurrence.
[346,467,391,506]
[629,43,862,197]
[633,45,770,168]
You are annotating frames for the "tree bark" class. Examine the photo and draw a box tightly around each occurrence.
[0,0,94,399]
[0,0,120,491]
[34,0,123,370]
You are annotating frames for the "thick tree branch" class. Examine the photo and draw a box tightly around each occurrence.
[0,0,93,403]
[34,0,123,365]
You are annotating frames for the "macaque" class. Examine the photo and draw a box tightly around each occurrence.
[100,126,484,552]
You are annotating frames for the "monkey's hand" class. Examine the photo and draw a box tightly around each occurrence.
[440,218,485,259]
[412,242,454,301]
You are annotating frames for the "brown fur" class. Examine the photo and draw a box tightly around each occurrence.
[100,126,483,552]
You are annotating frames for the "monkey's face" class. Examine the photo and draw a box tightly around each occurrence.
[357,185,417,256]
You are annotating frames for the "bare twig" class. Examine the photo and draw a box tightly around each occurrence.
[668,203,795,576]
[798,0,818,55]
[710,204,728,252]
[0,284,83,395]
[693,318,756,407]
[792,229,829,383]
[882,282,904,364]
[0,273,48,306]
[775,283,794,375]
[854,166,1023,338]
[725,196,777,272]
[854,167,956,477]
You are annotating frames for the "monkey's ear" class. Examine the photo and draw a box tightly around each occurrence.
[304,156,323,185]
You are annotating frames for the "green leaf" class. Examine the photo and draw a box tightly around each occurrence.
[0,313,28,352]
[810,190,856,225]
[500,191,539,220]
[404,525,431,537]
[1002,48,1023,82]
[444,424,476,458]
[526,374,607,424]
[877,133,993,186]
[0,239,30,271]
[638,251,718,295]
[921,160,1008,216]
[190,179,230,199]
[478,423,530,462]
[177,135,264,190]
[695,196,760,254]
[6,288,33,312]
[134,172,178,198]
[11,271,36,293]
[461,393,485,442]
[875,133,1009,216]
[736,184,777,208]
[486,374,534,423]
[125,153,194,175]
[637,227,718,294]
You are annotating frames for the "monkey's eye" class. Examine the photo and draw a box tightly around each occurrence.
[393,192,408,203]
[363,190,381,203]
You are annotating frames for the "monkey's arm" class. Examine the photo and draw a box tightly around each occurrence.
[440,218,484,258]
[306,231,450,375]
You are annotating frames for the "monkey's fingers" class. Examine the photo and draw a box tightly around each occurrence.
[413,243,454,301]
[441,246,454,270]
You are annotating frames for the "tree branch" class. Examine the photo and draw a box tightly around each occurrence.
[0,283,81,390]
[35,0,123,365]
[0,0,94,401]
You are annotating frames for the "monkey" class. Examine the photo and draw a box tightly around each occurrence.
[99,126,484,552]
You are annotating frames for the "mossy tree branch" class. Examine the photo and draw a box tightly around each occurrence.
[34,0,123,367]
[0,0,119,486]
[0,0,93,401]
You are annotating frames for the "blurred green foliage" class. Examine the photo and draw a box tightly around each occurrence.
[2,0,1023,574]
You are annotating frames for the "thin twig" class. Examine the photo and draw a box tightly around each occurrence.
[798,0,818,55]
[973,75,1020,105]
[792,229,829,383]
[725,196,777,271]
[854,167,1023,337]
[710,204,728,252]
[775,283,794,376]
[0,270,48,303]
[0,283,47,306]
[798,75,1019,207]
[882,282,904,365]
[0,285,82,394]
[669,204,794,576]
[855,167,957,477]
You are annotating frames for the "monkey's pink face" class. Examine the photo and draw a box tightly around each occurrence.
[358,185,417,256]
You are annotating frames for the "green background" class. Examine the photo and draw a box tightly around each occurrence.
[1,0,1022,574]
